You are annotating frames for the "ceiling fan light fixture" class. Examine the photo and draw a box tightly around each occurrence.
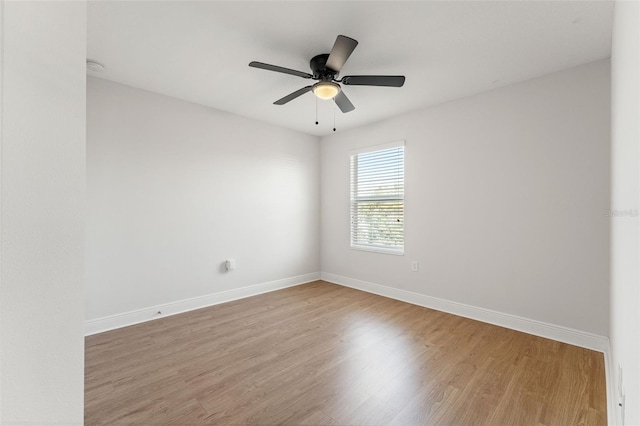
[312,82,340,100]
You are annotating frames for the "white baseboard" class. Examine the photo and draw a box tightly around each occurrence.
[321,272,610,353]
[85,272,321,336]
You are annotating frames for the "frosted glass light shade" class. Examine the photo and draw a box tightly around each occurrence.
[313,82,340,100]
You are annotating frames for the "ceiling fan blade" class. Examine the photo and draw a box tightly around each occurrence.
[341,75,406,87]
[274,86,313,105]
[325,35,358,73]
[249,61,312,79]
[334,90,355,113]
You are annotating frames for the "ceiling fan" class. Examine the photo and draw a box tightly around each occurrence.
[249,35,405,113]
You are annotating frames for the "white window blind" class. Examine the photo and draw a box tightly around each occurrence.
[350,142,405,255]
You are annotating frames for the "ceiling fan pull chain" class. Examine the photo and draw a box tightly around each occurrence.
[315,97,319,125]
[333,107,336,132]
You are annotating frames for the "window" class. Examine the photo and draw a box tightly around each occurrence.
[350,141,405,255]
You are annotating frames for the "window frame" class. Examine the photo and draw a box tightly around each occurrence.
[349,140,405,256]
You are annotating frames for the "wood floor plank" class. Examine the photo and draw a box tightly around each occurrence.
[85,281,606,425]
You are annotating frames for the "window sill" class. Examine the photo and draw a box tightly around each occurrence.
[351,245,404,256]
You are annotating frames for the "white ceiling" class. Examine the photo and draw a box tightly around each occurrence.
[87,1,614,137]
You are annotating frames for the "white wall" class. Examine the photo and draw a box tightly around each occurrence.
[86,77,320,322]
[321,60,610,337]
[610,1,639,424]
[0,1,86,423]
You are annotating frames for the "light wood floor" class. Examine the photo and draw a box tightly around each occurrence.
[85,281,606,425]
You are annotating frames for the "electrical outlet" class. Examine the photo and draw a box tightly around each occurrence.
[225,259,236,271]
[411,261,419,272]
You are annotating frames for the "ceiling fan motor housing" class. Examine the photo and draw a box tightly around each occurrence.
[310,54,337,80]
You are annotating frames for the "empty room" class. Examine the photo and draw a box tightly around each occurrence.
[0,0,638,425]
